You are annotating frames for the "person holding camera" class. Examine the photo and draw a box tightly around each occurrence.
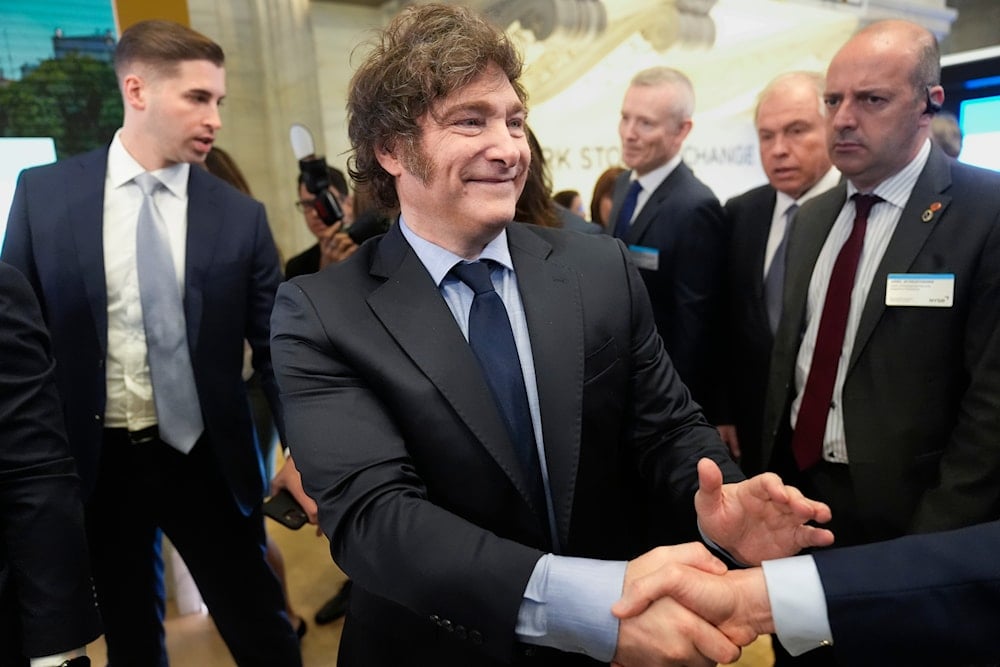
[285,166,358,278]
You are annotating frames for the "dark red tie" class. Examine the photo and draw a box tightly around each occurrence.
[791,194,882,471]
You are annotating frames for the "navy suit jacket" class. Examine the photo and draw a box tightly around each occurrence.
[763,145,1000,540]
[608,163,728,418]
[0,261,102,662]
[2,147,284,513]
[814,519,1000,665]
[721,184,778,475]
[271,222,742,665]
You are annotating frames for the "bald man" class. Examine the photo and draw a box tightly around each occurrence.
[761,19,1000,664]
[719,72,839,474]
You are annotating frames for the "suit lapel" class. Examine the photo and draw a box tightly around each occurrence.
[749,187,778,303]
[366,225,540,514]
[606,171,630,234]
[507,225,582,548]
[849,149,952,370]
[183,168,225,356]
[69,150,112,354]
[626,162,690,244]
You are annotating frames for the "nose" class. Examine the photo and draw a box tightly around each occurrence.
[206,102,223,131]
[830,99,856,132]
[770,134,790,157]
[485,122,523,168]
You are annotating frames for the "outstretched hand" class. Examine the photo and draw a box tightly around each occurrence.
[695,458,834,565]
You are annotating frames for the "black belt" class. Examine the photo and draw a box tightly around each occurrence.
[106,425,159,445]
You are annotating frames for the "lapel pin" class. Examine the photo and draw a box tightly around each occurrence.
[921,201,943,222]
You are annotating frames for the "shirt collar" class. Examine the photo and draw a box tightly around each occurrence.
[398,216,513,287]
[107,129,190,198]
[633,153,683,193]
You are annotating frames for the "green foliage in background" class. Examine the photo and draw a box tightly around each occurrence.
[0,54,122,158]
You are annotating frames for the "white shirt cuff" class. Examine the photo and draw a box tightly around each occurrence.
[30,647,87,667]
[762,555,833,655]
[516,553,627,662]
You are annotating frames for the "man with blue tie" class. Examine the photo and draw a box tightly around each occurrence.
[2,20,301,665]
[609,67,729,420]
[717,72,839,473]
[271,5,833,667]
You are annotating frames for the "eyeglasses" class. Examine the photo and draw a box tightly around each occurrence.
[294,198,317,213]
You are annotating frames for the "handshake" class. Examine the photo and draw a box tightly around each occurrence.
[610,459,835,667]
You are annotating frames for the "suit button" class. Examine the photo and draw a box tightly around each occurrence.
[441,619,453,632]
[429,614,441,625]
[470,630,483,645]
[94,414,101,421]
[524,647,536,658]
[455,625,467,640]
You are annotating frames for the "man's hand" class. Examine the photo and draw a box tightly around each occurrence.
[716,424,741,462]
[696,458,834,565]
[318,221,359,269]
[611,544,741,666]
[270,455,319,525]
[613,562,774,649]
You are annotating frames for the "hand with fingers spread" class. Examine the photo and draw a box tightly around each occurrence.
[695,458,834,565]
[611,544,742,666]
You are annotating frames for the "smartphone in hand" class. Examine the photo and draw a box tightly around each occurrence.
[263,489,308,529]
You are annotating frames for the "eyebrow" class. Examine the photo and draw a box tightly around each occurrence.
[438,100,525,120]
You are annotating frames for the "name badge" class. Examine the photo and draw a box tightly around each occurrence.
[885,273,954,307]
[628,245,659,271]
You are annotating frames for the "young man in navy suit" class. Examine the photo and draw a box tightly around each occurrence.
[2,20,301,665]
[271,5,833,666]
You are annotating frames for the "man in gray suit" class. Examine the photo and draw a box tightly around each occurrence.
[762,18,1000,662]
[719,72,839,473]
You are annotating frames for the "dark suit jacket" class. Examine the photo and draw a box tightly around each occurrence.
[271,222,742,666]
[608,164,728,418]
[1,147,285,514]
[0,261,102,663]
[762,145,1000,541]
[722,184,778,475]
[814,519,1000,665]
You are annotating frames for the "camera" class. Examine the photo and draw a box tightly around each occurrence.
[298,154,345,227]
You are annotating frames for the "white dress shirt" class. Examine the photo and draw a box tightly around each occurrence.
[625,153,683,225]
[102,131,190,431]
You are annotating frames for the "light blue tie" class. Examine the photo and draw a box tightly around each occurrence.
[134,173,203,453]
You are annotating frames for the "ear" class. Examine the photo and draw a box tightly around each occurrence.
[375,142,404,178]
[121,73,147,111]
[927,85,945,113]
[676,118,693,143]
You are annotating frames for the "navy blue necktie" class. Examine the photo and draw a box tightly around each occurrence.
[450,260,546,515]
[613,180,643,240]
[764,202,798,334]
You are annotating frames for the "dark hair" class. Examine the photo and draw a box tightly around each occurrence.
[553,190,580,210]
[114,20,224,82]
[297,166,349,198]
[205,147,251,195]
[590,166,626,227]
[347,3,525,210]
[515,127,559,228]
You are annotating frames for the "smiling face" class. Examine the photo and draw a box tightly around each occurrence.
[756,78,831,199]
[121,59,225,170]
[823,24,939,191]
[376,63,529,258]
[619,82,692,177]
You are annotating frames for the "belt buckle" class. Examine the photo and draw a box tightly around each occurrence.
[128,425,158,445]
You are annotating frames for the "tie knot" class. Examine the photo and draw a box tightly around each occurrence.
[851,193,882,219]
[785,202,799,219]
[627,180,642,197]
[451,260,496,295]
[134,172,162,197]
